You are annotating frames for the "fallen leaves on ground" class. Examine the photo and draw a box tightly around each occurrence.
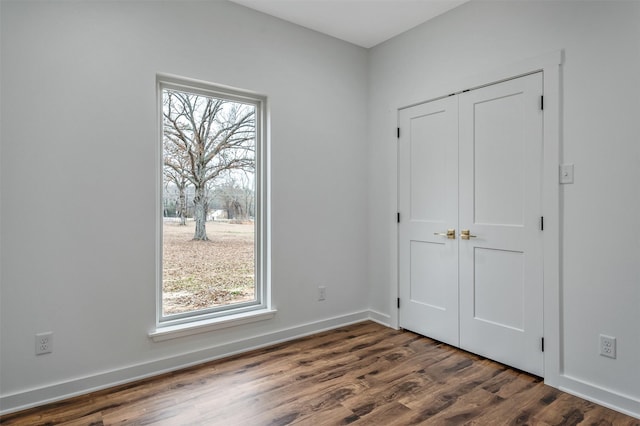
[162,220,255,315]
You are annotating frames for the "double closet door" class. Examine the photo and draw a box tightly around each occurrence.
[398,72,544,376]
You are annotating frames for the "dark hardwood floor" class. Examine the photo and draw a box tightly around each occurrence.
[1,321,638,425]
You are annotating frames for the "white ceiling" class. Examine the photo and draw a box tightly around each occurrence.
[229,0,470,48]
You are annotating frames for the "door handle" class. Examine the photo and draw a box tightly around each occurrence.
[461,229,477,240]
[434,229,456,239]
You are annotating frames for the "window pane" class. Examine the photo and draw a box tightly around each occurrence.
[162,88,256,318]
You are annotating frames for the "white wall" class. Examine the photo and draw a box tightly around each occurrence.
[2,0,639,419]
[0,0,369,412]
[367,0,640,417]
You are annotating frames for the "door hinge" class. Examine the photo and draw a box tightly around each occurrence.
[541,337,545,352]
[397,212,400,223]
[540,95,544,110]
[541,216,544,231]
[397,127,400,138]
[397,298,400,309]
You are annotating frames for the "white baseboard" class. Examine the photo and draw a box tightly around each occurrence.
[367,309,391,327]
[0,310,377,415]
[559,374,640,420]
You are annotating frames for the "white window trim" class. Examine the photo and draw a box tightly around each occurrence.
[152,74,271,338]
[149,308,277,342]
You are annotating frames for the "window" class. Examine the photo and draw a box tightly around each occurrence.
[157,75,268,329]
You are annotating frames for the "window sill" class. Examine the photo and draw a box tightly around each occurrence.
[149,308,277,342]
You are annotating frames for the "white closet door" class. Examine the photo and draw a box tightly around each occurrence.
[458,72,544,376]
[398,96,460,347]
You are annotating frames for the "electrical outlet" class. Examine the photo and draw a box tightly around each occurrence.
[599,334,616,359]
[35,332,53,355]
[318,286,326,301]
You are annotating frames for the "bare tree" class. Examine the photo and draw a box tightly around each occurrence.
[163,148,190,225]
[238,171,255,219]
[163,90,255,240]
[211,171,255,221]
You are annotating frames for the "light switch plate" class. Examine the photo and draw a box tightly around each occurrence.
[560,164,574,184]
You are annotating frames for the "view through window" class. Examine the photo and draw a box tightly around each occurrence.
[160,80,262,322]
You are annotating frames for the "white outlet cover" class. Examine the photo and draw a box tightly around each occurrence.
[318,286,326,301]
[560,164,574,184]
[35,332,53,355]
[599,334,616,359]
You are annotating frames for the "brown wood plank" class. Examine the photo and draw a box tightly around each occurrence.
[1,322,638,426]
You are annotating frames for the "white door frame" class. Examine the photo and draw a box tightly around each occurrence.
[390,50,562,386]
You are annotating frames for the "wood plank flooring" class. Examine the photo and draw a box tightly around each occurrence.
[1,321,638,425]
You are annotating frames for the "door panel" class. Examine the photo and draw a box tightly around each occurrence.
[473,92,526,226]
[410,241,449,309]
[473,247,524,331]
[459,73,544,376]
[409,112,447,222]
[398,96,459,347]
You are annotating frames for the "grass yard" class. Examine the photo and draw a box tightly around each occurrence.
[162,220,255,316]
